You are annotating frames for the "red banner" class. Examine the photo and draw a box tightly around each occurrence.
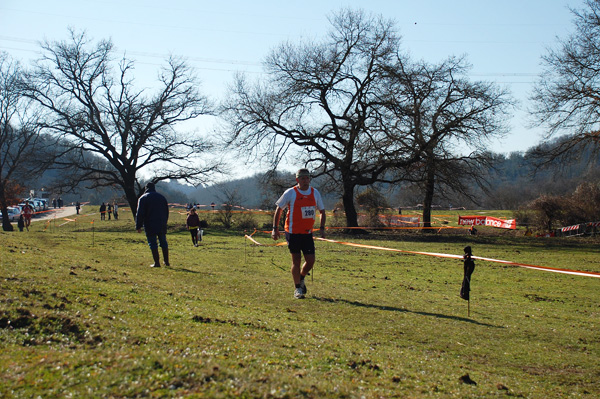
[458,215,516,230]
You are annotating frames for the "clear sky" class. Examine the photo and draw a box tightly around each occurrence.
[0,0,585,176]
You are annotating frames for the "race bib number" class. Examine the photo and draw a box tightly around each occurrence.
[301,206,316,219]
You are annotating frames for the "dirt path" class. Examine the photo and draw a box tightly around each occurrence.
[32,206,78,222]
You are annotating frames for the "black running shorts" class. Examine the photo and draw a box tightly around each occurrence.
[285,232,315,255]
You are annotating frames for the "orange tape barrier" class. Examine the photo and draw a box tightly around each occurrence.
[244,229,287,247]
[244,234,288,247]
[250,226,466,237]
[321,226,463,231]
[244,231,600,279]
[42,212,99,230]
[315,238,600,279]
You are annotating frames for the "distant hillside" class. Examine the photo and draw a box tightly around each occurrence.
[185,173,339,210]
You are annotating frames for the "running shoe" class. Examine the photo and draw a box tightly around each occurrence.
[299,279,307,295]
[294,287,305,299]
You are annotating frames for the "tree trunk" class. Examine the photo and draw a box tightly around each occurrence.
[0,184,14,231]
[341,179,360,229]
[1,211,14,231]
[123,182,140,219]
[422,162,436,231]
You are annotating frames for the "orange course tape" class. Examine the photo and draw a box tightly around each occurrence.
[243,230,600,279]
[315,237,600,279]
[245,234,288,247]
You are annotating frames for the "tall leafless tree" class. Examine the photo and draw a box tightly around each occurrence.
[221,9,421,228]
[0,52,54,231]
[23,30,220,216]
[382,56,513,228]
[530,0,600,165]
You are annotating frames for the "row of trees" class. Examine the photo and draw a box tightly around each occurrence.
[3,3,600,231]
[221,10,513,229]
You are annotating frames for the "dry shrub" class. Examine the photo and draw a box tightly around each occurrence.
[526,181,600,232]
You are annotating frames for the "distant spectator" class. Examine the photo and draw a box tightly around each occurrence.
[186,207,201,247]
[107,203,112,220]
[52,198,57,209]
[17,215,25,232]
[136,182,170,268]
[113,202,119,220]
[99,203,106,220]
[76,201,81,215]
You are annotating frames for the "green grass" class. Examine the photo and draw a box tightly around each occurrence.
[1,207,598,398]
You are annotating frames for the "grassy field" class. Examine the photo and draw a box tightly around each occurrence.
[1,206,598,398]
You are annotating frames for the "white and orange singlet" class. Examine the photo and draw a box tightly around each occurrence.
[284,187,317,234]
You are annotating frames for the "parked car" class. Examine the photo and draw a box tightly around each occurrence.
[0,207,21,222]
[35,198,48,211]
[24,197,47,211]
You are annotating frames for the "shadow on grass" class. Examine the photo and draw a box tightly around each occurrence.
[312,296,503,328]
[174,268,202,274]
[171,268,218,277]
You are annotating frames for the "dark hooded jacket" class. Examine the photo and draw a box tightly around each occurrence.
[135,185,169,235]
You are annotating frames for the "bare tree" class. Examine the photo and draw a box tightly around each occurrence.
[382,56,513,228]
[528,195,569,233]
[214,184,243,228]
[0,52,54,231]
[221,9,420,229]
[23,30,220,216]
[530,0,600,165]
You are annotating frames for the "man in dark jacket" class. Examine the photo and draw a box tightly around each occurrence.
[136,182,170,267]
[99,203,106,220]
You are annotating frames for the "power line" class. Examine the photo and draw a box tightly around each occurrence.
[0,35,539,82]
[0,35,261,70]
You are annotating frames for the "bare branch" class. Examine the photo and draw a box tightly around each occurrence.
[530,0,600,165]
